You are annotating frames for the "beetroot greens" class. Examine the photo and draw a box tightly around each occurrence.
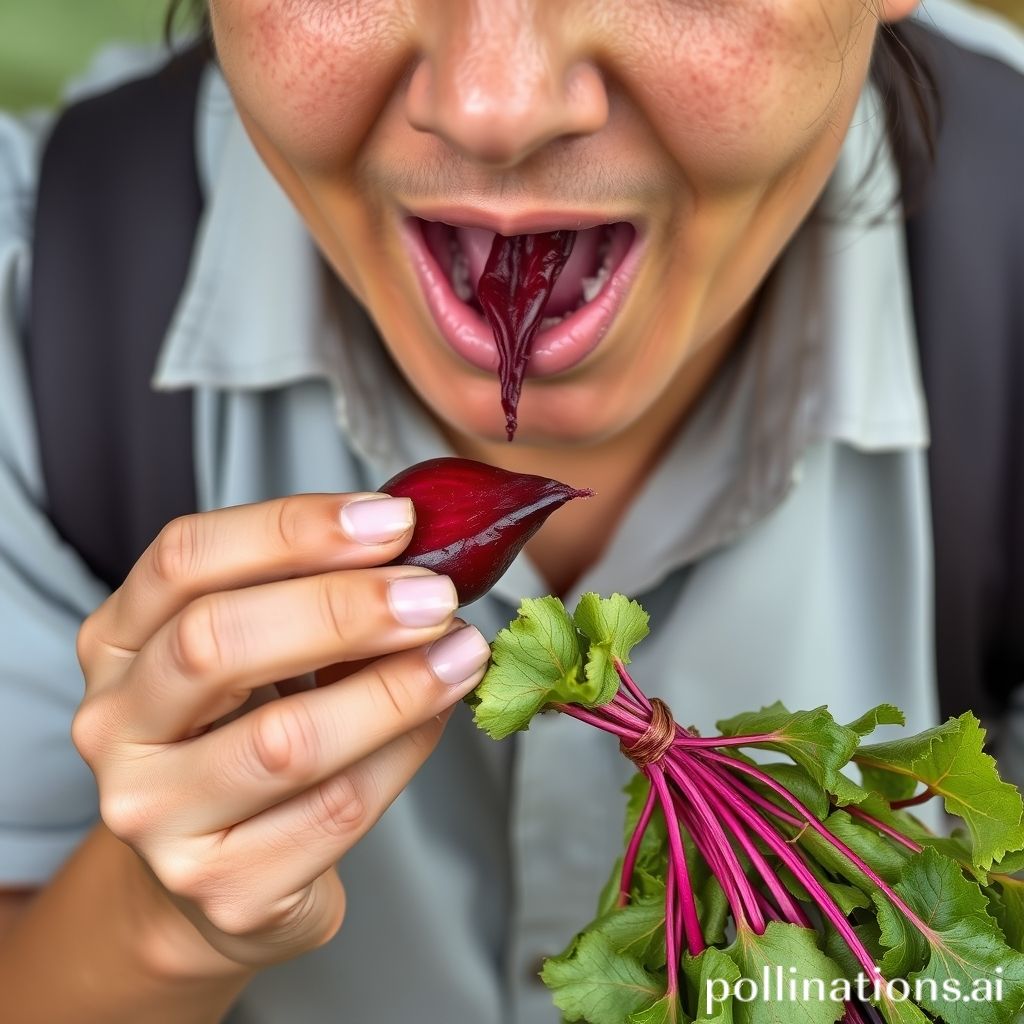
[469,594,1024,1024]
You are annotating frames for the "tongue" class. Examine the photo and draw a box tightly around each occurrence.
[455,226,498,289]
[474,230,576,441]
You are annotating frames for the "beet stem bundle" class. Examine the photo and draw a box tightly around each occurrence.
[560,676,907,1006]
[372,462,1024,1021]
[469,592,1024,1024]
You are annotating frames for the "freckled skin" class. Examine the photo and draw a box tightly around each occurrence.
[209,0,919,477]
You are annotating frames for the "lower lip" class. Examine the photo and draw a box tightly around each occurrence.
[400,218,645,377]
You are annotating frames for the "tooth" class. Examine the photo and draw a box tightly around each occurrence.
[455,226,498,290]
[450,242,473,302]
[581,263,611,303]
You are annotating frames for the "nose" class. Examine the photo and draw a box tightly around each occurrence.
[405,4,608,168]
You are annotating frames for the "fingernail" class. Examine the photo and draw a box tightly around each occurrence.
[427,625,491,686]
[340,496,413,545]
[388,575,458,628]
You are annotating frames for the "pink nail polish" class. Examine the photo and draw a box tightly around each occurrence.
[341,496,413,545]
[389,575,458,628]
[427,625,491,686]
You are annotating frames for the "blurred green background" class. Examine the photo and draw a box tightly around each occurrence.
[0,0,1021,112]
[0,1,167,111]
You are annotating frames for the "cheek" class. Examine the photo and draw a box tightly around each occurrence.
[210,0,412,168]
[614,1,875,188]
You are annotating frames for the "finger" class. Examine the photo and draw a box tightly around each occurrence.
[160,625,490,834]
[109,566,461,742]
[84,492,416,657]
[180,708,456,926]
[308,613,471,688]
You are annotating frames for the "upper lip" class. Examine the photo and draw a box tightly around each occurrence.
[402,203,640,236]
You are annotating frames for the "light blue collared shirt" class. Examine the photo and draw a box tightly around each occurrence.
[0,4,1022,1022]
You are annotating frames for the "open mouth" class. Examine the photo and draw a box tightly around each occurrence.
[400,216,642,381]
[423,219,635,329]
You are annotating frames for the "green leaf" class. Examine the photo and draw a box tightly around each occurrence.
[777,860,871,917]
[629,993,691,1024]
[797,811,912,892]
[573,592,650,704]
[697,876,730,947]
[853,796,989,883]
[598,857,626,918]
[634,864,668,904]
[846,709,917,803]
[987,879,1024,953]
[542,930,664,1024]
[847,704,906,738]
[872,887,928,977]
[593,900,667,970]
[752,763,830,821]
[822,918,884,981]
[857,764,919,803]
[684,945,741,1022]
[873,998,932,1024]
[989,847,1024,877]
[856,714,1024,870]
[724,922,846,1024]
[883,848,1024,1024]
[469,596,583,739]
[716,703,863,803]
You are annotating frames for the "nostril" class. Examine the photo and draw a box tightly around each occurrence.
[405,58,438,134]
[563,61,610,135]
[405,55,609,167]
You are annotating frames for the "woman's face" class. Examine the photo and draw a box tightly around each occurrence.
[209,0,917,449]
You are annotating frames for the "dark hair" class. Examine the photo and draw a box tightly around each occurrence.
[871,22,941,214]
[165,0,209,41]
[164,0,938,211]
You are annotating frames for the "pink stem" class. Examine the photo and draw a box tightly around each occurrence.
[610,688,648,718]
[662,759,765,932]
[684,755,812,927]
[552,703,636,741]
[705,752,932,937]
[844,1001,869,1024]
[693,754,804,829]
[672,797,749,934]
[600,698,655,733]
[754,888,784,923]
[890,788,934,809]
[683,752,880,978]
[614,660,652,714]
[845,807,923,854]
[619,781,658,906]
[672,733,779,749]
[650,766,705,955]
[664,831,679,998]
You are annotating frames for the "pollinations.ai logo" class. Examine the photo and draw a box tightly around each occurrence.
[704,966,1007,1016]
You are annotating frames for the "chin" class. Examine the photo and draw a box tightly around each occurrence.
[423,374,639,449]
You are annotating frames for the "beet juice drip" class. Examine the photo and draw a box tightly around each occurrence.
[476,230,576,441]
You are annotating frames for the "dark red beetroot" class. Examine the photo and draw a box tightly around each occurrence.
[382,457,592,604]
[476,231,576,442]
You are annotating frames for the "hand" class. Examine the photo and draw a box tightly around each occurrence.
[71,493,490,972]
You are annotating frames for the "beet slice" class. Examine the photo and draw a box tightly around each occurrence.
[475,231,576,441]
[383,457,592,605]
